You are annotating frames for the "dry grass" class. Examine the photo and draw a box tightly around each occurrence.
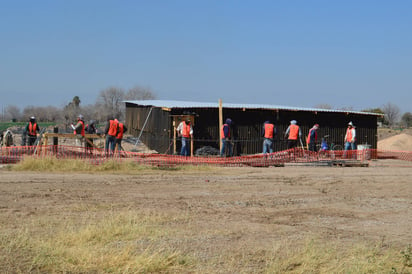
[10,156,214,174]
[2,157,411,273]
[1,211,193,273]
[266,238,409,273]
[2,216,409,273]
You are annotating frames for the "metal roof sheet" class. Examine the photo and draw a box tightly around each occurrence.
[125,100,381,116]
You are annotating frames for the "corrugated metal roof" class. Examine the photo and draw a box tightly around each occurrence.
[125,99,382,116]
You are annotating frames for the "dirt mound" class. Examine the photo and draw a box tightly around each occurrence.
[378,128,412,140]
[378,133,412,151]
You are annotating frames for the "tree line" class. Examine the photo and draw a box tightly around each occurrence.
[2,87,412,128]
[1,86,156,126]
[315,102,412,128]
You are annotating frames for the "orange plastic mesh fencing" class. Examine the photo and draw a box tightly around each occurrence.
[1,145,412,166]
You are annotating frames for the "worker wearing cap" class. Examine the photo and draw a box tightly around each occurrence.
[24,116,41,146]
[72,114,85,147]
[177,118,193,156]
[220,118,233,157]
[85,120,97,154]
[115,119,128,154]
[104,116,119,156]
[307,124,319,152]
[284,120,302,149]
[72,114,85,137]
[344,121,357,157]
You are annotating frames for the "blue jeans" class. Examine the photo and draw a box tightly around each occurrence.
[180,137,190,156]
[220,139,233,157]
[344,141,356,151]
[105,135,116,155]
[263,138,273,154]
[344,141,357,158]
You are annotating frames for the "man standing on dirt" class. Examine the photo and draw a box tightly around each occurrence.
[284,120,302,149]
[307,124,319,152]
[84,120,97,154]
[115,119,127,153]
[72,114,85,147]
[104,116,118,156]
[24,116,41,146]
[177,118,193,156]
[344,121,356,158]
[220,118,233,157]
[262,120,276,154]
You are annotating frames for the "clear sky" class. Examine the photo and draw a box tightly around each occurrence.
[1,0,411,113]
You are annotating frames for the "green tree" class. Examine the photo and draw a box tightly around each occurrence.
[72,96,81,107]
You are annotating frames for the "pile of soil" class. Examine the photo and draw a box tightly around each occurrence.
[377,133,412,151]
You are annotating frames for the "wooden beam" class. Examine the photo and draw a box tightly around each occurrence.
[43,133,104,139]
[219,99,223,152]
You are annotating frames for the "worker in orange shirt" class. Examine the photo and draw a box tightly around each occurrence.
[284,120,302,149]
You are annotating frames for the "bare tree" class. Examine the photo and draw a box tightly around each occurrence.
[125,85,156,100]
[22,106,44,122]
[382,102,400,127]
[42,106,63,122]
[62,96,83,128]
[339,106,355,111]
[5,105,21,122]
[401,112,412,128]
[96,87,125,120]
[362,108,385,124]
[314,104,332,110]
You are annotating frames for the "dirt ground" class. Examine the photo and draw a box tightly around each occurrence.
[1,161,411,268]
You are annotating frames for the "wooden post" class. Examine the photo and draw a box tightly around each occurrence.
[53,127,58,155]
[42,133,47,156]
[190,117,194,157]
[173,119,177,155]
[219,99,223,152]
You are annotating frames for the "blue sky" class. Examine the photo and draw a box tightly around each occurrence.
[1,0,411,113]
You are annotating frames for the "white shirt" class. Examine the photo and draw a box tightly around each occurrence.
[177,121,193,136]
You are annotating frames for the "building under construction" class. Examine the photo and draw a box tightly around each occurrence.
[124,100,381,155]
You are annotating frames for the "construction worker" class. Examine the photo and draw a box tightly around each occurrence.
[115,120,128,153]
[24,116,41,146]
[344,121,357,158]
[262,120,276,154]
[307,124,319,152]
[72,114,85,146]
[104,116,118,156]
[284,120,302,149]
[85,120,97,154]
[220,118,233,157]
[177,118,193,156]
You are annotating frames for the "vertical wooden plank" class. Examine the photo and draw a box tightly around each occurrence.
[190,116,194,157]
[173,118,177,155]
[219,99,223,152]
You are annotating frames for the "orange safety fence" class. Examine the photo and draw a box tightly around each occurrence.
[1,145,412,167]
